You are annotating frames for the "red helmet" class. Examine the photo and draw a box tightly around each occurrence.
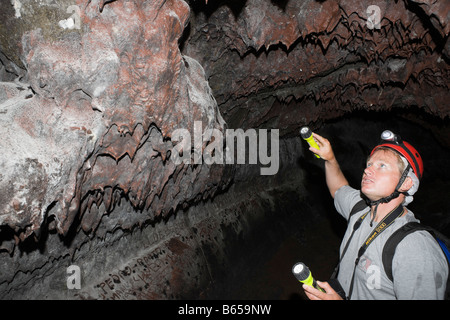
[370,130,423,180]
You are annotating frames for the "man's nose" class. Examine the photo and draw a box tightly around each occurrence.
[364,166,373,175]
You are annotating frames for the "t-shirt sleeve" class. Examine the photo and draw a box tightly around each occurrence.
[391,231,449,300]
[334,185,364,221]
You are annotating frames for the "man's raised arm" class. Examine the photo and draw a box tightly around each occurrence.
[309,133,349,198]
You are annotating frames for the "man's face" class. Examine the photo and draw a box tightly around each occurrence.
[361,149,402,201]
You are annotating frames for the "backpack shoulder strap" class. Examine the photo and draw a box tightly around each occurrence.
[382,222,428,282]
[349,199,368,220]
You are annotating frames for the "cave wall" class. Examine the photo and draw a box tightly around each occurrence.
[0,0,235,248]
[0,0,449,299]
[1,137,313,299]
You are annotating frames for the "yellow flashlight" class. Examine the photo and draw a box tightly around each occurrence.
[292,262,325,292]
[300,127,320,158]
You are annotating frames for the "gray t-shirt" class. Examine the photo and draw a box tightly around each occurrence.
[334,185,448,300]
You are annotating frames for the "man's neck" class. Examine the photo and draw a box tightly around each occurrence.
[370,197,405,223]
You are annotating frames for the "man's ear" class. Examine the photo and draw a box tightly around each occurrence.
[399,176,413,192]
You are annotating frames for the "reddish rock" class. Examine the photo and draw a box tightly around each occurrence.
[0,0,227,241]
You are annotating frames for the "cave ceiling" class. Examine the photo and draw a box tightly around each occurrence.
[183,0,449,131]
[0,0,448,248]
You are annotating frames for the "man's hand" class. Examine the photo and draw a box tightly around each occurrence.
[303,281,344,300]
[308,132,349,198]
[309,133,336,161]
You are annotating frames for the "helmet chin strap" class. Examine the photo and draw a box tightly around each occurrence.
[363,164,411,227]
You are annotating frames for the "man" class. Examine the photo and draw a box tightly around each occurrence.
[302,130,448,300]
